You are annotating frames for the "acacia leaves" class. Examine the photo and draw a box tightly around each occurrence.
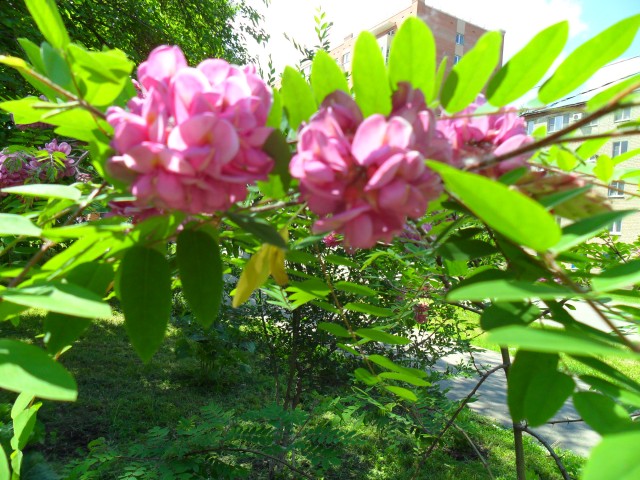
[352,32,392,117]
[427,162,561,252]
[177,230,223,328]
[118,247,172,362]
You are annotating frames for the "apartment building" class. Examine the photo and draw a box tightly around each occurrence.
[523,102,640,242]
[327,0,502,73]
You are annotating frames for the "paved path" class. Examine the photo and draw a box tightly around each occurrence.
[436,349,600,457]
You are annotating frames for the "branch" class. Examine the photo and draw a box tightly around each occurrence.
[521,425,571,480]
[411,363,507,479]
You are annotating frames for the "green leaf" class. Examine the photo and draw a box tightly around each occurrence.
[260,129,292,193]
[227,213,287,249]
[344,302,394,317]
[352,31,392,116]
[587,74,640,111]
[41,42,74,92]
[2,184,81,201]
[280,66,316,130]
[487,22,568,106]
[507,351,558,422]
[356,328,410,345]
[0,97,44,124]
[0,339,77,401]
[593,154,614,183]
[379,371,430,387]
[310,50,349,105]
[480,302,540,330]
[354,368,379,386]
[266,89,282,129]
[0,214,42,237]
[552,210,635,252]
[436,239,497,261]
[488,326,638,358]
[367,354,427,378]
[384,385,417,402]
[573,392,633,435]
[118,247,172,362]
[431,56,447,105]
[592,259,640,293]
[388,17,436,101]
[24,0,71,50]
[0,444,8,480]
[11,403,41,451]
[538,186,591,209]
[524,370,575,426]
[333,281,377,297]
[571,356,640,394]
[177,230,223,328]
[317,322,351,337]
[427,161,561,252]
[1,283,111,318]
[441,31,503,113]
[582,431,640,480]
[580,375,640,408]
[448,280,574,302]
[539,15,640,103]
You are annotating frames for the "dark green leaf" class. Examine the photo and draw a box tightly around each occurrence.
[311,50,349,104]
[368,354,427,378]
[507,351,558,422]
[118,247,172,362]
[571,356,640,394]
[0,339,77,401]
[388,17,436,100]
[24,0,71,50]
[552,210,635,252]
[227,213,287,249]
[260,129,292,192]
[280,66,316,130]
[436,239,497,261]
[177,230,223,328]
[580,375,640,408]
[487,22,568,106]
[427,161,561,252]
[352,31,392,116]
[573,392,633,435]
[582,431,640,480]
[441,31,503,113]
[345,302,394,317]
[334,281,377,297]
[480,302,540,330]
[356,328,410,345]
[41,42,74,91]
[539,15,640,103]
[0,214,42,237]
[379,371,430,387]
[525,370,575,426]
[317,322,351,337]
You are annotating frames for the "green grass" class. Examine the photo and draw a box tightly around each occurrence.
[1,310,585,479]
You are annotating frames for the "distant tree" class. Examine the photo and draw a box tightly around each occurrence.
[0,0,268,99]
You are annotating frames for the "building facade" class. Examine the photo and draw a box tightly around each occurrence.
[327,0,502,73]
[523,103,640,242]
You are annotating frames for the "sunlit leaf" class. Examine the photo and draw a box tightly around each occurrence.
[352,31,392,116]
[582,431,640,480]
[24,0,70,50]
[0,214,42,237]
[310,50,349,105]
[280,66,316,130]
[356,328,410,345]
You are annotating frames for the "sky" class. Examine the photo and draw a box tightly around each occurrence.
[246,0,640,101]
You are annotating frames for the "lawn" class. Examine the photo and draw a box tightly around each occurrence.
[1,310,585,479]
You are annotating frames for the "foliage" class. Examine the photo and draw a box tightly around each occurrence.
[0,2,639,479]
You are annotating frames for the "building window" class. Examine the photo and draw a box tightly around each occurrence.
[547,114,569,133]
[453,54,461,65]
[608,181,625,198]
[614,107,631,122]
[341,51,351,70]
[587,118,598,127]
[527,121,535,135]
[609,219,622,235]
[456,33,464,45]
[612,141,628,158]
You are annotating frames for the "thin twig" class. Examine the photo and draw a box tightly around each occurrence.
[451,423,495,480]
[411,363,506,479]
[521,425,571,480]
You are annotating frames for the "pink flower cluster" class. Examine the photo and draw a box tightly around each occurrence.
[106,46,274,214]
[290,88,448,249]
[437,95,532,177]
[0,139,78,191]
[291,89,532,249]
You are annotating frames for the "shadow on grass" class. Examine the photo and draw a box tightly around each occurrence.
[0,312,267,460]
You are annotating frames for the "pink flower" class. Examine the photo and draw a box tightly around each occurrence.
[290,91,446,249]
[437,95,533,177]
[322,232,342,247]
[106,46,274,214]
